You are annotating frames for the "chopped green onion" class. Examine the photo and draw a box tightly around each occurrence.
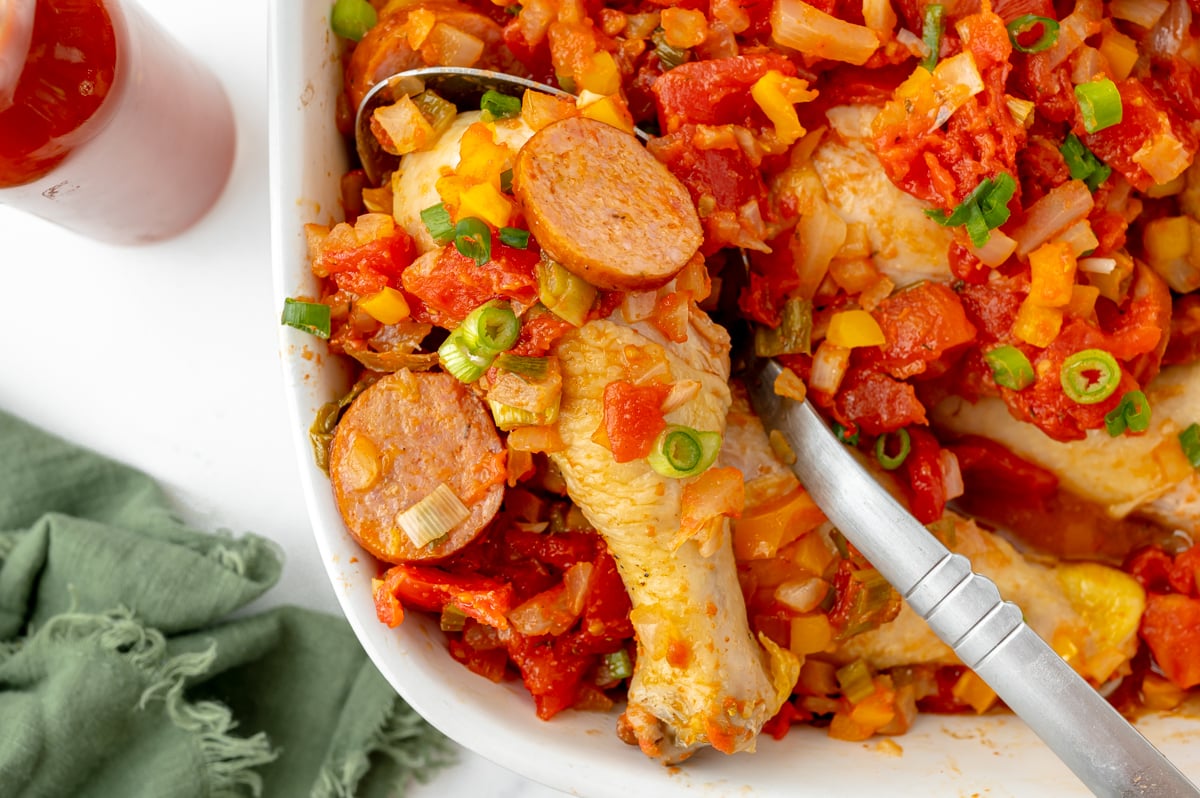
[1105,390,1151,437]
[438,331,494,383]
[500,168,514,194]
[454,217,493,266]
[1180,423,1200,468]
[984,344,1035,390]
[1075,79,1123,134]
[1060,348,1121,405]
[462,302,521,354]
[411,91,458,137]
[837,567,895,636]
[925,173,1016,248]
[480,89,521,120]
[833,421,860,447]
[754,297,814,358]
[537,255,597,327]
[874,429,911,470]
[395,483,469,547]
[281,298,331,339]
[421,203,455,244]
[1006,14,1060,53]
[922,4,945,71]
[836,659,876,704]
[830,529,851,559]
[647,426,722,479]
[330,0,377,42]
[488,399,556,430]
[496,353,549,378]
[1060,133,1111,192]
[499,226,530,249]
[596,649,633,686]
[651,28,689,70]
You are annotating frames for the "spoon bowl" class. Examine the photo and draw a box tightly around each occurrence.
[354,66,574,186]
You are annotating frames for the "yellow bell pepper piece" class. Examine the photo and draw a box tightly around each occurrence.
[457,182,513,228]
[826,309,886,348]
[1028,241,1077,308]
[789,614,833,656]
[751,70,817,147]
[455,122,510,189]
[577,51,621,96]
[357,287,411,325]
[1056,562,1145,651]
[577,92,635,134]
[1013,299,1063,347]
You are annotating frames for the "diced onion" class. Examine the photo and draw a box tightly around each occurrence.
[395,483,470,547]
[1058,219,1101,257]
[1133,132,1192,186]
[810,341,851,394]
[1111,0,1169,29]
[1039,0,1101,69]
[972,228,1018,267]
[940,450,964,502]
[862,0,897,36]
[1011,179,1095,257]
[1079,257,1118,274]
[775,577,830,613]
[1147,0,1191,57]
[422,23,485,68]
[661,379,703,414]
[771,0,881,65]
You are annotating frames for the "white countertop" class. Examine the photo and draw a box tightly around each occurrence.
[0,1,562,795]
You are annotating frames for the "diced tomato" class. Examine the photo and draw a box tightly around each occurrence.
[1141,594,1200,689]
[898,426,946,524]
[1082,78,1196,192]
[510,308,575,356]
[650,52,798,134]
[501,18,555,86]
[315,229,415,282]
[648,125,771,253]
[505,633,594,720]
[916,665,974,714]
[449,636,510,683]
[1126,545,1177,594]
[568,550,634,655]
[948,241,990,285]
[740,231,803,327]
[866,282,977,380]
[374,565,514,630]
[601,380,672,463]
[403,241,540,326]
[504,528,598,571]
[830,368,928,436]
[947,435,1059,503]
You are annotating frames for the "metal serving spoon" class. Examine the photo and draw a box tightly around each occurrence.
[354,66,575,186]
[745,355,1200,798]
[355,64,1199,795]
[354,65,653,186]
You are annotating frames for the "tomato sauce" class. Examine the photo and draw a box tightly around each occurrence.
[0,0,117,187]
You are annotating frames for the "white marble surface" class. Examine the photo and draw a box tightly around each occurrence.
[0,1,562,795]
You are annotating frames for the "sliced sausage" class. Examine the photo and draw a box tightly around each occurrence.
[329,369,506,562]
[345,2,513,112]
[512,116,704,291]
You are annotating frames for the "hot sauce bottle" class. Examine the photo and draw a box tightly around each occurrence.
[0,0,235,244]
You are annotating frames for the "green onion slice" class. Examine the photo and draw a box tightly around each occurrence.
[438,331,495,384]
[330,0,377,42]
[462,302,521,354]
[454,217,493,266]
[1006,14,1060,53]
[925,173,1016,248]
[754,297,814,358]
[1104,390,1151,437]
[874,428,911,470]
[651,28,689,70]
[922,4,945,71]
[1075,79,1123,134]
[985,344,1035,390]
[480,89,521,120]
[499,226,530,249]
[1180,423,1200,468]
[833,421,860,447]
[421,203,455,244]
[537,255,596,327]
[500,168,514,194]
[647,426,722,479]
[596,649,633,685]
[836,659,876,704]
[281,298,331,339]
[1060,133,1112,192]
[1060,348,1121,405]
[496,353,549,378]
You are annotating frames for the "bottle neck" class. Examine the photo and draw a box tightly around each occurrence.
[0,0,36,113]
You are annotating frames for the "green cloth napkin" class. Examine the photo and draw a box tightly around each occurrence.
[0,411,454,797]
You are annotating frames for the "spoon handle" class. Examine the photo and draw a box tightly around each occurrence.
[746,357,1200,798]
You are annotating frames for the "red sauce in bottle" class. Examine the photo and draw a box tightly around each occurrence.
[0,0,118,187]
